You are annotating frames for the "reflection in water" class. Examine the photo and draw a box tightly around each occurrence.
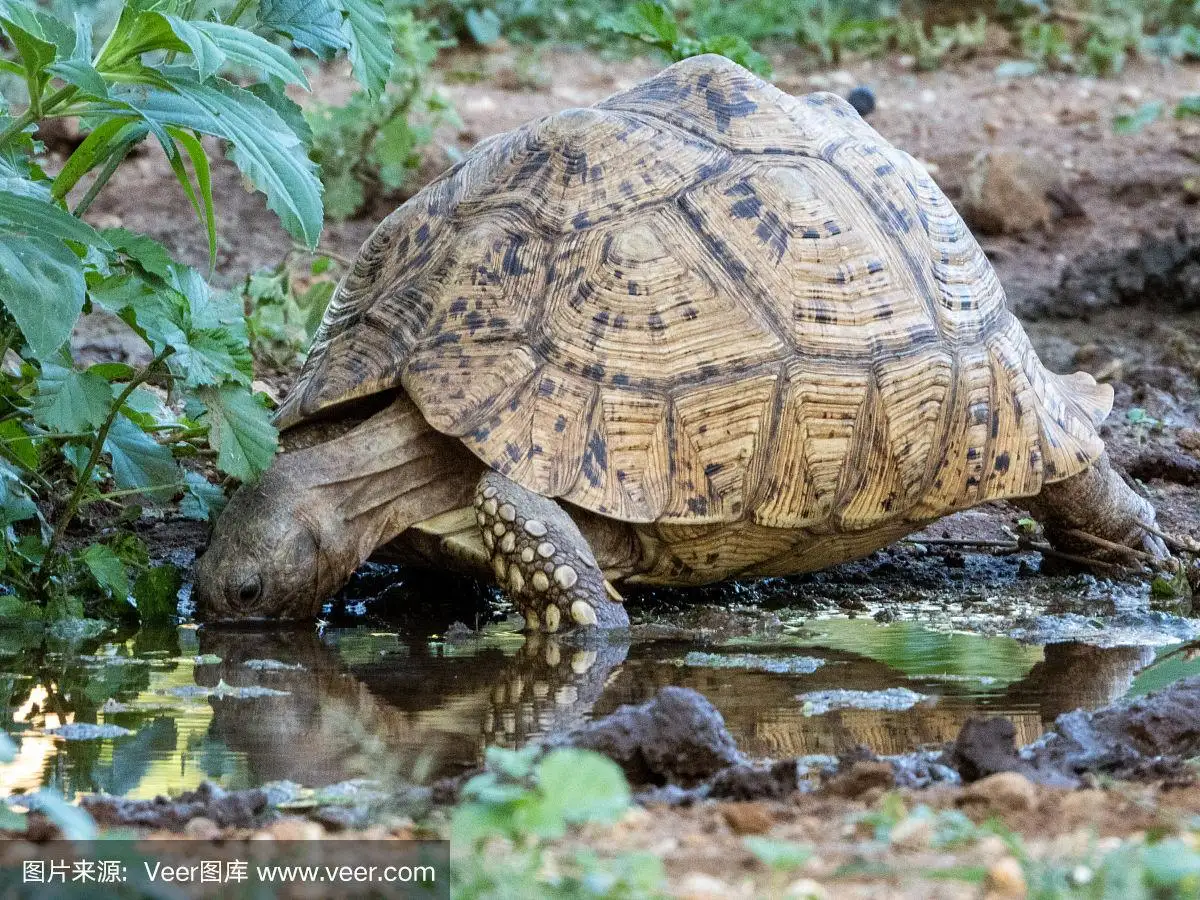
[0,614,1173,801]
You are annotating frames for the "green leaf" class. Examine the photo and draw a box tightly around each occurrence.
[133,564,181,623]
[0,459,37,527]
[26,790,96,841]
[181,327,253,387]
[88,362,137,381]
[198,386,278,481]
[51,118,149,201]
[0,420,38,472]
[46,57,108,98]
[464,8,502,45]
[1113,101,1164,134]
[246,81,313,145]
[104,414,180,501]
[0,190,111,248]
[0,15,56,93]
[166,17,309,88]
[31,360,114,433]
[1177,96,1200,118]
[102,227,174,280]
[95,6,188,69]
[0,235,86,360]
[0,730,15,764]
[165,128,217,267]
[744,836,814,871]
[81,543,130,600]
[181,470,226,521]
[536,749,630,828]
[342,0,392,96]
[108,71,323,248]
[258,0,349,58]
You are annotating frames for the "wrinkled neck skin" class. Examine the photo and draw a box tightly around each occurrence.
[278,396,482,597]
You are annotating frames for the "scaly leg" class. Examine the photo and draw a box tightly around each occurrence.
[473,471,629,631]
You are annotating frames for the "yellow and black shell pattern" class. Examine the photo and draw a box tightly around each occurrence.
[277,54,1112,534]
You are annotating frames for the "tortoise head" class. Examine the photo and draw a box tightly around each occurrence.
[193,469,339,622]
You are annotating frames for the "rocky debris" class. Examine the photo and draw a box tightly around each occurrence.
[1038,224,1200,318]
[823,760,897,799]
[680,651,824,675]
[708,759,800,801]
[959,772,1040,814]
[46,724,133,740]
[719,801,775,835]
[557,686,744,786]
[1127,447,1200,487]
[960,148,1081,236]
[798,687,930,716]
[81,781,268,829]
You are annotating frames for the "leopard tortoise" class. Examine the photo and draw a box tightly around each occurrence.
[194,55,1169,628]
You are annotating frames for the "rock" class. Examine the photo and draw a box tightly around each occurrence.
[961,148,1078,236]
[677,872,732,899]
[267,817,325,841]
[785,879,829,898]
[81,781,269,830]
[846,86,876,118]
[558,686,744,786]
[720,801,774,835]
[46,724,133,740]
[823,761,896,798]
[946,717,1045,784]
[1126,448,1200,487]
[960,772,1039,814]
[183,817,221,840]
[710,759,800,800]
[986,857,1027,897]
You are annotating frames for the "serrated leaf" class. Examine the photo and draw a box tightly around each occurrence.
[108,71,323,248]
[166,17,309,88]
[95,6,188,68]
[246,81,313,145]
[102,227,174,280]
[81,543,130,600]
[31,361,114,433]
[47,57,108,98]
[258,0,349,58]
[0,189,111,247]
[104,414,180,501]
[0,420,38,472]
[181,327,252,387]
[180,470,226,521]
[51,118,149,202]
[198,386,278,481]
[90,271,190,352]
[0,235,86,360]
[133,564,181,623]
[341,0,391,94]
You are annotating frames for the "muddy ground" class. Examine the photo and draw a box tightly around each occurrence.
[48,40,1200,897]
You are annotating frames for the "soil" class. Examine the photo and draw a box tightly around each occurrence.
[49,38,1200,897]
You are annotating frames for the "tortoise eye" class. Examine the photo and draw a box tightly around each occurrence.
[236,575,262,606]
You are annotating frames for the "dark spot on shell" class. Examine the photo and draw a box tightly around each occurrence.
[554,415,567,432]
[687,497,709,514]
[648,313,665,331]
[449,298,468,315]
[994,452,1011,473]
[612,373,631,387]
[506,443,522,463]
[572,212,592,230]
[704,462,723,477]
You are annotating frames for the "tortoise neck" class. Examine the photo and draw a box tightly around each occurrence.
[281,396,481,577]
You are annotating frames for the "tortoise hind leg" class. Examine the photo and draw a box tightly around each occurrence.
[1027,451,1170,562]
[473,471,629,631]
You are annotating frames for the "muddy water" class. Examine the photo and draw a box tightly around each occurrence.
[2,597,1197,801]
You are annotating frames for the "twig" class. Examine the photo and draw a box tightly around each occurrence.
[1022,539,1130,575]
[1138,521,1199,555]
[901,537,1020,551]
[1063,528,1159,564]
[291,242,355,268]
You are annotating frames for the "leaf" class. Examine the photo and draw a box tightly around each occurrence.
[0,15,55,93]
[1113,101,1164,134]
[0,235,86,360]
[464,7,502,46]
[81,543,130,600]
[164,127,217,266]
[180,470,226,521]
[180,327,253,387]
[0,730,15,764]
[198,386,278,481]
[46,58,108,98]
[133,564,181,623]
[0,420,38,472]
[166,17,309,88]
[536,749,630,828]
[25,790,97,841]
[31,360,114,433]
[258,0,349,58]
[0,190,111,248]
[246,81,313,145]
[95,6,188,69]
[90,271,190,353]
[744,836,814,871]
[108,71,323,248]
[104,414,180,501]
[102,227,174,280]
[1177,96,1200,118]
[342,0,392,96]
[51,118,149,201]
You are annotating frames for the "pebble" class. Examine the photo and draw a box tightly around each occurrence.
[962,772,1039,813]
[720,801,774,835]
[986,856,1028,897]
[677,872,731,899]
[183,817,221,840]
[785,879,829,899]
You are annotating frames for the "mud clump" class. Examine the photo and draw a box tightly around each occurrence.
[558,686,744,786]
[81,781,268,830]
[1036,224,1200,318]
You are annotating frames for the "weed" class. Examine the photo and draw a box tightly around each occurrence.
[601,1,772,77]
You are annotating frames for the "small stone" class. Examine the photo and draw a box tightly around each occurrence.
[571,650,597,673]
[847,86,876,118]
[268,817,325,841]
[509,568,525,594]
[492,522,506,536]
[555,685,578,705]
[520,547,536,563]
[554,565,578,589]
[482,498,498,516]
[677,872,731,899]
[483,486,498,499]
[533,571,550,592]
[499,503,516,522]
[720,801,773,835]
[524,519,548,537]
[537,541,556,558]
[184,817,221,840]
[500,531,516,553]
[544,605,561,632]
[986,857,1027,897]
[961,771,1039,814]
[570,600,597,625]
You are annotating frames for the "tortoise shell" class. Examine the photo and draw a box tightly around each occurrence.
[278,54,1111,532]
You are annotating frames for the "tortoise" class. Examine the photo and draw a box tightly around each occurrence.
[194,55,1169,628]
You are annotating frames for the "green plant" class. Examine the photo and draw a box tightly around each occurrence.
[451,745,665,898]
[307,9,452,220]
[794,0,896,64]
[600,1,772,77]
[244,256,339,368]
[0,0,400,622]
[892,14,988,70]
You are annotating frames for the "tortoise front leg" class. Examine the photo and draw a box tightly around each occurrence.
[473,471,629,631]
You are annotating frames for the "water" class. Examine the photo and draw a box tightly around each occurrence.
[3,604,1197,802]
